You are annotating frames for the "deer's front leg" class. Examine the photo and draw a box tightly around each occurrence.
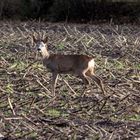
[51,73,58,96]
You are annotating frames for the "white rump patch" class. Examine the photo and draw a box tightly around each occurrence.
[88,59,95,68]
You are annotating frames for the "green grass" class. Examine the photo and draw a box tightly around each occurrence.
[9,61,27,71]
[114,60,125,70]
[47,109,61,117]
[6,84,14,94]
[132,63,140,70]
[32,63,44,71]
[126,114,140,121]
[47,108,69,118]
[57,43,65,50]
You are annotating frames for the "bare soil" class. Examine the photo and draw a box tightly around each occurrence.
[0,21,140,140]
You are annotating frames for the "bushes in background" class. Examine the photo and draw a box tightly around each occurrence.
[0,0,53,19]
[0,0,140,23]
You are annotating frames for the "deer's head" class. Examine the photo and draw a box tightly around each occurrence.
[32,35,48,52]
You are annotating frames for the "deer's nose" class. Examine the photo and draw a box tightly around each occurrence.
[37,48,41,51]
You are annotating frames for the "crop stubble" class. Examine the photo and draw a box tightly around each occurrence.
[0,21,140,139]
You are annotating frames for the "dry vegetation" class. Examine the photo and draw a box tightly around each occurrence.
[0,21,140,140]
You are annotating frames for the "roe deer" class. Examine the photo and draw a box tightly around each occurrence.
[33,35,105,96]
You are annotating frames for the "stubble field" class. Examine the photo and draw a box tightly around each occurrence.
[0,21,140,140]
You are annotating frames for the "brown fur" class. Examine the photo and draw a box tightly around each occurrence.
[43,54,92,74]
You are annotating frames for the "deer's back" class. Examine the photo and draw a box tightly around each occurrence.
[43,54,94,73]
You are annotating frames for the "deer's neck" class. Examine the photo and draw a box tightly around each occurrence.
[41,47,50,59]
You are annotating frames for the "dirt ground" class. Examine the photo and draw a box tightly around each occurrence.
[0,21,140,140]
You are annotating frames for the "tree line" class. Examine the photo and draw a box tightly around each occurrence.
[0,0,140,23]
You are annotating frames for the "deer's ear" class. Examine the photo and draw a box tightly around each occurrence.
[43,36,48,44]
[32,35,37,43]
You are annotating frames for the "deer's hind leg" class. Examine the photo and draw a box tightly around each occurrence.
[78,68,91,96]
[78,68,91,85]
[86,69,106,95]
